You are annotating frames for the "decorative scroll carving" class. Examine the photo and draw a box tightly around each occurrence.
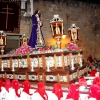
[19,58,27,68]
[29,75,38,81]
[45,56,54,71]
[56,56,62,67]
[7,74,13,79]
[60,76,67,82]
[45,56,54,67]
[46,75,57,82]
[15,74,26,80]
[2,60,7,68]
[30,58,38,68]
[12,59,19,68]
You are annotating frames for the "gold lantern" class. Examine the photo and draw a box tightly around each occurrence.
[50,14,65,48]
[0,31,6,55]
[68,24,79,43]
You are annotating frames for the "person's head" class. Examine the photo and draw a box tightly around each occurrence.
[90,55,92,57]
[34,9,40,15]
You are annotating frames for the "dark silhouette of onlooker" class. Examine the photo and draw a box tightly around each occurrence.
[87,55,93,63]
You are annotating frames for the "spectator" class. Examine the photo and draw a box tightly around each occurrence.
[87,55,93,63]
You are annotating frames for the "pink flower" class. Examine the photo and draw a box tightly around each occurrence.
[75,47,80,51]
[67,42,81,52]
[69,46,74,50]
[12,45,34,56]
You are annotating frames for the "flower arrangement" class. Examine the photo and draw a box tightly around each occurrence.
[66,42,82,53]
[5,42,82,58]
[13,45,34,57]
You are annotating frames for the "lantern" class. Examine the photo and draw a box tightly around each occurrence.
[68,24,79,43]
[0,31,6,55]
[50,14,65,48]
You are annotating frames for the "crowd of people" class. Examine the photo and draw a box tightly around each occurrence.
[87,55,100,72]
[0,78,60,100]
[1,74,100,100]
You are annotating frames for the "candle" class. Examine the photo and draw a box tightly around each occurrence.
[31,62,34,72]
[62,23,63,34]
[56,23,57,34]
[1,62,4,71]
[51,24,54,35]
[12,63,15,71]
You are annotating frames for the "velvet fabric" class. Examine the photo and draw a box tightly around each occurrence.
[66,83,79,100]
[0,78,4,92]
[22,80,32,95]
[88,84,100,100]
[28,15,38,48]
[5,78,11,92]
[52,83,63,100]
[12,79,20,97]
[34,82,48,100]
[93,77,100,87]
[28,14,45,48]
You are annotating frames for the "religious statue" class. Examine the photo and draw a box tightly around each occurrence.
[20,34,28,46]
[28,9,45,48]
[0,37,3,45]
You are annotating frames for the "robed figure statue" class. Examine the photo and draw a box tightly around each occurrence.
[28,9,45,48]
